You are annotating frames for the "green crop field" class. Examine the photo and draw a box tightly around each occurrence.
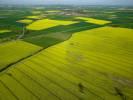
[0,4,133,100]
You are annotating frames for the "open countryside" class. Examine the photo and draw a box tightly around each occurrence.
[0,2,133,100]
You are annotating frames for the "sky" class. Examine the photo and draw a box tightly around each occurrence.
[0,0,133,5]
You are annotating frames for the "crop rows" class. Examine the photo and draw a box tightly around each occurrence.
[0,27,133,100]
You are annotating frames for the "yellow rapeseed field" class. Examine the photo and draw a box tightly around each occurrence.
[26,19,77,30]
[0,40,42,70]
[76,17,111,25]
[0,27,132,100]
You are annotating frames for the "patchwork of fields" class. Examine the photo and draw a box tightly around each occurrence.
[0,5,133,100]
[24,22,100,47]
[0,27,133,100]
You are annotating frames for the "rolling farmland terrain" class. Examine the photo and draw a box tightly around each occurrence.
[0,5,133,100]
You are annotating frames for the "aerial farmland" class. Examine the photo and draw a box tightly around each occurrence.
[0,2,133,100]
